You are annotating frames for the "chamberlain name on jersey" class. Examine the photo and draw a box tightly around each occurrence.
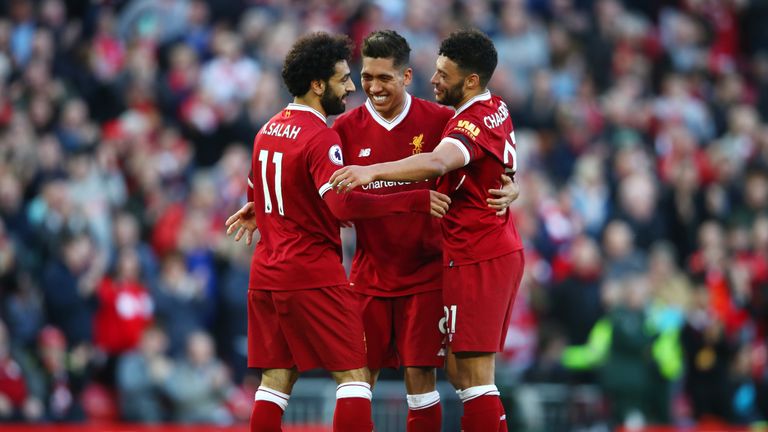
[332,94,454,296]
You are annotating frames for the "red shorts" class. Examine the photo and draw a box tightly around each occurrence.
[358,290,445,370]
[247,286,367,372]
[441,251,524,353]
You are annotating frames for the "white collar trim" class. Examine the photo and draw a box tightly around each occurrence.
[453,90,491,118]
[287,103,326,123]
[364,92,412,131]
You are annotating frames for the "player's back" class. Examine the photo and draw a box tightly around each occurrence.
[333,95,453,296]
[250,104,347,291]
[437,91,523,266]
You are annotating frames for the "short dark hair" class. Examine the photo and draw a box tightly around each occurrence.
[438,29,497,87]
[362,30,411,69]
[282,32,353,97]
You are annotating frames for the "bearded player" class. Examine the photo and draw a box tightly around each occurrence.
[225,32,450,432]
[330,29,524,432]
[331,30,518,432]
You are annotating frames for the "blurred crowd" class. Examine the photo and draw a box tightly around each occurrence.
[0,0,766,428]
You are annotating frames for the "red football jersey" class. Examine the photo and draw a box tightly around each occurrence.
[333,94,454,296]
[436,91,524,266]
[248,104,348,291]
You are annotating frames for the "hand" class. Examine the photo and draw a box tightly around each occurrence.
[225,202,258,246]
[487,174,519,216]
[330,165,375,193]
[429,190,451,218]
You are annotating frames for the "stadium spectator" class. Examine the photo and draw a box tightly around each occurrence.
[115,325,172,423]
[163,330,233,424]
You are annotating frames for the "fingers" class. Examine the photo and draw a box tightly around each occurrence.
[429,191,451,217]
[334,177,358,193]
[338,179,354,192]
[329,168,347,189]
[430,190,451,203]
[487,196,509,210]
[488,173,519,212]
[233,226,256,245]
[430,203,446,217]
[487,188,506,197]
[225,213,240,229]
[234,226,246,242]
[225,203,253,228]
[226,219,240,236]
[331,166,369,193]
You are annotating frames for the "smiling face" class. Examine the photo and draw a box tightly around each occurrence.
[320,60,356,116]
[431,55,467,108]
[361,56,412,120]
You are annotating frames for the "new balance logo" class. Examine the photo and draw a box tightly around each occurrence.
[359,148,371,157]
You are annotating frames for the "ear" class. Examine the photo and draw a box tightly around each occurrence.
[310,79,325,97]
[402,67,414,86]
[464,73,481,91]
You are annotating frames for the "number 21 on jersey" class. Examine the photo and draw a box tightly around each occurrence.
[258,150,284,216]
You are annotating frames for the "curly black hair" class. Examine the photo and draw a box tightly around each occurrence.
[281,32,353,97]
[362,30,411,69]
[438,29,497,87]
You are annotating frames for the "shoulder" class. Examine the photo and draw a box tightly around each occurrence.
[308,127,342,146]
[305,127,344,164]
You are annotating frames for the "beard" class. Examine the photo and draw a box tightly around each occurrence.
[436,80,465,107]
[321,86,347,116]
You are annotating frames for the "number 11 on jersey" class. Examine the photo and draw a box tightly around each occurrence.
[258,150,284,216]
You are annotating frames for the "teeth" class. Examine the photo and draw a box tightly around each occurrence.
[372,95,387,102]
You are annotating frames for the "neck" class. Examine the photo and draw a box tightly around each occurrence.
[293,96,326,118]
[454,88,486,109]
[376,94,407,121]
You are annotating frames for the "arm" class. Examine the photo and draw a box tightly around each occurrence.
[329,139,467,191]
[323,189,450,221]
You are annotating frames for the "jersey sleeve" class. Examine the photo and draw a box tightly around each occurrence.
[306,128,346,197]
[443,116,485,167]
[323,189,431,220]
